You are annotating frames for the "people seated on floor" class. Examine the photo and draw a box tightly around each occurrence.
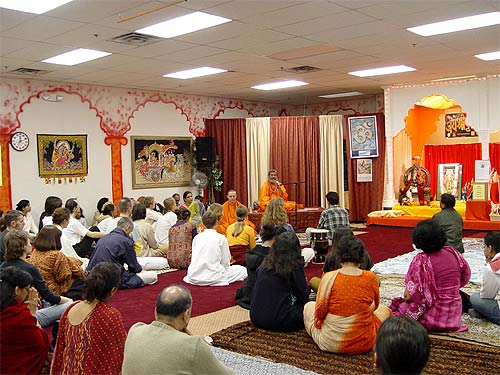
[132,203,167,257]
[258,169,302,212]
[172,192,181,207]
[226,205,256,265]
[468,231,500,325]
[29,225,86,300]
[88,217,157,289]
[52,207,88,268]
[389,219,470,332]
[180,191,201,225]
[155,197,178,247]
[432,193,464,253]
[0,210,5,232]
[92,197,110,226]
[250,231,309,332]
[39,195,63,228]
[235,223,286,309]
[144,196,162,226]
[16,199,38,240]
[0,229,73,327]
[303,235,391,354]
[105,198,139,239]
[122,284,234,375]
[199,203,225,234]
[261,197,314,265]
[96,202,116,233]
[184,211,247,286]
[309,228,374,292]
[306,191,349,245]
[219,189,256,235]
[51,262,127,375]
[168,208,197,269]
[0,210,25,262]
[64,199,105,258]
[374,316,430,375]
[0,266,51,375]
[194,195,206,216]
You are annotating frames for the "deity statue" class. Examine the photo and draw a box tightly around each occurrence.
[399,156,432,206]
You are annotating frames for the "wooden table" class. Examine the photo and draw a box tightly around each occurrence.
[248,207,324,232]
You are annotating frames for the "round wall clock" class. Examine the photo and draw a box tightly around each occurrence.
[10,132,30,151]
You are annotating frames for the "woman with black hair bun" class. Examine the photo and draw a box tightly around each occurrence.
[51,262,126,375]
[0,266,51,375]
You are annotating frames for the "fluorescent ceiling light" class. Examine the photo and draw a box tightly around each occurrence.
[319,92,364,98]
[407,12,500,36]
[42,48,111,66]
[349,65,415,77]
[0,0,74,14]
[252,80,309,91]
[136,11,231,38]
[475,51,500,61]
[164,67,227,79]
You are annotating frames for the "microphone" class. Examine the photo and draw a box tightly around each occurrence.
[275,180,281,187]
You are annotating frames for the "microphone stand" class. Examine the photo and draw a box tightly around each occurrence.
[283,181,305,231]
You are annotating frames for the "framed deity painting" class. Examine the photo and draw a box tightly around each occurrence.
[131,136,193,189]
[37,134,88,178]
[348,115,379,158]
[437,163,462,199]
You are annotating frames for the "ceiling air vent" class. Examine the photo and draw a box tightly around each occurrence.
[9,67,50,75]
[110,32,162,46]
[285,65,321,73]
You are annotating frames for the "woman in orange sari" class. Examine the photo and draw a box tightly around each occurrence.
[303,236,391,354]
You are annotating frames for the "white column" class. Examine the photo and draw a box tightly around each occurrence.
[382,87,396,209]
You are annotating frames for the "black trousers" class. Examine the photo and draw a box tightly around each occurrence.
[73,225,100,258]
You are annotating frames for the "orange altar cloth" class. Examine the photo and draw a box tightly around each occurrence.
[248,207,323,232]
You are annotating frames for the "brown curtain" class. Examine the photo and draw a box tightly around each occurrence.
[347,113,386,222]
[269,116,320,207]
[423,143,482,198]
[205,118,248,205]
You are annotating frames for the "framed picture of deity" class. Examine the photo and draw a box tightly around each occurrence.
[437,163,462,199]
[348,115,379,158]
[131,136,193,189]
[37,134,88,179]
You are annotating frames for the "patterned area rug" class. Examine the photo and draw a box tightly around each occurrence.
[378,274,500,347]
[210,321,500,375]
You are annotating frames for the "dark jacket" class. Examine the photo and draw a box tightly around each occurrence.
[235,245,270,309]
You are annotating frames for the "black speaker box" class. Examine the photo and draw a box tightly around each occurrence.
[196,137,216,162]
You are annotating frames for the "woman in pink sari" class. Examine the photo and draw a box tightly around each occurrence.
[389,219,471,332]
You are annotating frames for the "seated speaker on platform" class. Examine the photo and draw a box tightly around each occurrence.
[196,136,216,162]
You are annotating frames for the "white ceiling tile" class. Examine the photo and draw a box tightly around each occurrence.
[0,15,83,40]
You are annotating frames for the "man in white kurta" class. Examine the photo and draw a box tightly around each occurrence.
[183,211,247,286]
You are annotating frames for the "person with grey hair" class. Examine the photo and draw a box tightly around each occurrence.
[0,210,25,262]
[88,217,157,288]
[122,284,233,375]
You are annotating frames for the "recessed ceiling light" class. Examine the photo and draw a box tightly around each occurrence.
[136,11,231,39]
[319,92,364,98]
[41,48,111,66]
[349,65,415,77]
[251,80,309,91]
[407,12,500,36]
[0,0,74,14]
[163,67,228,79]
[475,51,500,61]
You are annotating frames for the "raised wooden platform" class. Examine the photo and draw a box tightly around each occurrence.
[366,215,499,231]
[248,207,323,232]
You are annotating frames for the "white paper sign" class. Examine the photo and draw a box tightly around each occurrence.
[475,160,490,182]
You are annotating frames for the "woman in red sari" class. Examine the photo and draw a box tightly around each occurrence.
[51,262,126,375]
[0,266,50,375]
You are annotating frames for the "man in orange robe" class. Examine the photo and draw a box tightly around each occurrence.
[258,169,302,212]
[219,190,256,235]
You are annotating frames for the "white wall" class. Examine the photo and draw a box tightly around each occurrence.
[11,92,111,226]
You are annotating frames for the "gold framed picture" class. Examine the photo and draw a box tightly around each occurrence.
[37,134,88,178]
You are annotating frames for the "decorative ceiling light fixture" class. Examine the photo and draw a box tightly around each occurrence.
[349,65,415,77]
[475,51,500,61]
[319,92,364,98]
[136,11,231,38]
[163,67,228,79]
[42,48,111,66]
[407,11,500,36]
[0,0,74,14]
[251,80,309,91]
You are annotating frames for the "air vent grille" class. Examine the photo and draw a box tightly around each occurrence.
[110,32,162,46]
[9,67,50,75]
[285,65,321,73]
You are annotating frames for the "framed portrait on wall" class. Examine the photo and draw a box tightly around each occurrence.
[436,163,462,199]
[348,115,378,158]
[37,134,88,178]
[131,136,193,189]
